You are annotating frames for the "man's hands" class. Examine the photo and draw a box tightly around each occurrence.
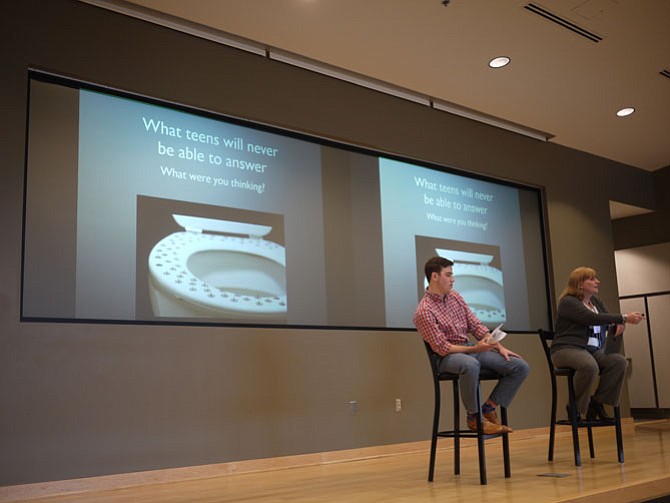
[494,343,522,361]
[471,337,495,353]
[447,337,523,362]
[446,338,495,355]
[477,336,522,361]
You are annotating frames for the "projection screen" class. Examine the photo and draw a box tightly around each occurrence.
[22,71,552,331]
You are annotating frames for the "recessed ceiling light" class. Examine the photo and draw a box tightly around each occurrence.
[489,56,510,68]
[616,107,635,117]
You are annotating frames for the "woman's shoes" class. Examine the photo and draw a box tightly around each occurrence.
[565,399,613,422]
[586,397,613,420]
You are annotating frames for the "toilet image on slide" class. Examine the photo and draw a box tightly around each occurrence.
[148,214,287,320]
[430,248,506,325]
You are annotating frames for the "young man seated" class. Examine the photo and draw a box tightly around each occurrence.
[413,256,530,434]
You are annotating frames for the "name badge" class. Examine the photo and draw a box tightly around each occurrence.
[587,336,599,347]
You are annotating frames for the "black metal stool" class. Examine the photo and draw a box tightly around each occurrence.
[538,329,624,466]
[424,342,511,485]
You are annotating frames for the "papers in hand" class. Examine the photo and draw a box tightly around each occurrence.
[489,324,507,344]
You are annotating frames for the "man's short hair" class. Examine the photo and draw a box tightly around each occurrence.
[424,256,454,282]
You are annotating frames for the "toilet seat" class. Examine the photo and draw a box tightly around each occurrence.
[148,215,287,319]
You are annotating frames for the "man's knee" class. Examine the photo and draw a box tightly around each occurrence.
[501,357,530,381]
[515,358,531,379]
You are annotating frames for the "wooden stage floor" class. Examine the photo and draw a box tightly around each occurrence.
[2,420,670,503]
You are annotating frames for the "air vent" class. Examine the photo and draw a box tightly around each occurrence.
[524,3,603,43]
[660,69,670,80]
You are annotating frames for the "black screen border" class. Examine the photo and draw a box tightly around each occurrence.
[21,69,554,333]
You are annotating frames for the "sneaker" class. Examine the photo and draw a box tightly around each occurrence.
[483,411,514,432]
[466,416,509,435]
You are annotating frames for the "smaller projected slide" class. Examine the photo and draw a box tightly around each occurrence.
[379,157,530,329]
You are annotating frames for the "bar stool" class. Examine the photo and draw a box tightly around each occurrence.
[424,342,511,485]
[538,329,624,466]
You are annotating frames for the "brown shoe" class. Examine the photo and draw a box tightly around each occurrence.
[483,411,514,432]
[466,416,508,435]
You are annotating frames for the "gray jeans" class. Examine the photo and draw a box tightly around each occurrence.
[438,351,530,414]
[551,346,628,416]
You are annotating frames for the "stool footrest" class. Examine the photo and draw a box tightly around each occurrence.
[556,418,617,427]
[437,430,506,439]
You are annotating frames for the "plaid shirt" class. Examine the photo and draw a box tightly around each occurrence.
[413,289,490,356]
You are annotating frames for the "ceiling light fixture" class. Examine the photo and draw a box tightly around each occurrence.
[489,56,510,68]
[616,107,635,117]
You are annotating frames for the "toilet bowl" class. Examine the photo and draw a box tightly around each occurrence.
[433,248,506,324]
[148,214,287,320]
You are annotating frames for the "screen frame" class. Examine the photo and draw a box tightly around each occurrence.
[21,69,554,333]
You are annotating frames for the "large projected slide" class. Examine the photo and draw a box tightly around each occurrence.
[22,73,551,331]
[77,88,325,324]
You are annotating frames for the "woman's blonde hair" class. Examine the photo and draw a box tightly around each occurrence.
[559,266,598,300]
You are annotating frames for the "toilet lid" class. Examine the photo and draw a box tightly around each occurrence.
[148,222,287,315]
[173,214,272,238]
[435,249,494,265]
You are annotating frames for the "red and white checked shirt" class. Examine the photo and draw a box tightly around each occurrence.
[413,290,490,356]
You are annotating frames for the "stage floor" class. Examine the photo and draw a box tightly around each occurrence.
[2,420,670,503]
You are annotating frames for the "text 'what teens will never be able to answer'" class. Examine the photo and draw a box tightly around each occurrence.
[143,117,279,173]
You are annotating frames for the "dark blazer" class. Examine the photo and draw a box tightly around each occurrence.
[551,295,624,353]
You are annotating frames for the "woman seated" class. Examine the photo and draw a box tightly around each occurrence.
[551,267,644,420]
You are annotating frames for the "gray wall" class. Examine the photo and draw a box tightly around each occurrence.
[613,165,670,250]
[616,243,670,411]
[0,0,659,485]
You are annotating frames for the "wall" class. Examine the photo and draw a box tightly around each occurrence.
[612,168,670,413]
[0,0,657,485]
[616,243,670,412]
[616,243,670,296]
[612,165,670,250]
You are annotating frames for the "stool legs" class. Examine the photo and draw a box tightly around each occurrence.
[541,331,624,467]
[453,381,461,476]
[551,375,624,467]
[428,377,510,485]
[473,384,487,485]
[428,374,441,482]
[548,364,558,462]
[615,405,624,463]
[501,407,511,478]
[567,374,583,466]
